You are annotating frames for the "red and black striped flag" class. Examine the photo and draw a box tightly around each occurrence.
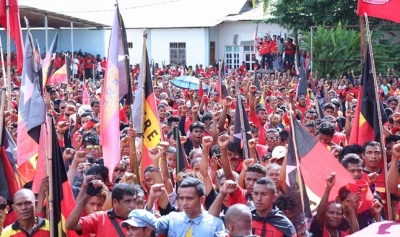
[349,46,387,145]
[50,121,78,237]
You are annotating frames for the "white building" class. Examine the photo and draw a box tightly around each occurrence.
[17,0,288,69]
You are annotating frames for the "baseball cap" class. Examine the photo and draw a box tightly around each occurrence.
[121,209,157,229]
[271,146,286,159]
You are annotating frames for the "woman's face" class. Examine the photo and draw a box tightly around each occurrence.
[325,203,343,229]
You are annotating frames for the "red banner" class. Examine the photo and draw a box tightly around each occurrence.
[357,0,400,23]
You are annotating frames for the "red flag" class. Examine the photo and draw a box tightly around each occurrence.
[357,0,400,23]
[0,0,23,73]
[49,64,68,85]
[349,46,387,145]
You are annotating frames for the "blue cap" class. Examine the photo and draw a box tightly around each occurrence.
[121,209,157,229]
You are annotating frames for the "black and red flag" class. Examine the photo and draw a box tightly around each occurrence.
[349,46,387,145]
[286,115,373,216]
[233,93,258,161]
[50,121,79,237]
[358,0,400,23]
[42,33,58,88]
[0,99,21,201]
[174,126,187,174]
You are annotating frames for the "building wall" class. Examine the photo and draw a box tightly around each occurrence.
[149,28,207,67]
[0,28,106,56]
[209,25,220,64]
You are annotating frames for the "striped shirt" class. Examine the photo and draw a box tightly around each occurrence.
[1,217,50,237]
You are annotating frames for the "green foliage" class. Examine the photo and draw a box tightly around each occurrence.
[263,0,359,31]
[301,24,400,77]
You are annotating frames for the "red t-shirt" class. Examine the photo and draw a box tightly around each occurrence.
[332,132,346,146]
[79,211,127,236]
[227,186,248,206]
[249,113,267,145]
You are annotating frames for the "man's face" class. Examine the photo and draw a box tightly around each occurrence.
[166,153,177,169]
[257,110,268,124]
[13,194,36,221]
[346,163,363,180]
[266,132,280,150]
[178,187,204,217]
[92,103,100,113]
[113,194,137,219]
[362,145,382,169]
[389,101,398,111]
[126,225,149,237]
[386,141,396,159]
[304,113,316,123]
[191,128,204,143]
[324,108,334,116]
[305,126,316,137]
[318,134,332,146]
[245,172,266,194]
[252,183,277,214]
[85,196,105,215]
[158,107,166,120]
[143,171,154,191]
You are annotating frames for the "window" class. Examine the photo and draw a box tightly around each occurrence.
[128,42,133,48]
[243,45,256,70]
[170,42,186,66]
[225,46,240,70]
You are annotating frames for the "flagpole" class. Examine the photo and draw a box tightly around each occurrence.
[0,88,6,146]
[288,105,308,229]
[237,93,250,160]
[138,29,148,184]
[364,13,392,220]
[6,0,11,111]
[46,113,54,237]
[0,35,7,88]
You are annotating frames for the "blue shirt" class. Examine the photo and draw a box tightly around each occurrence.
[156,210,225,237]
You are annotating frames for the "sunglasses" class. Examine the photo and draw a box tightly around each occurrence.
[60,107,66,109]
[266,136,279,142]
[0,204,6,210]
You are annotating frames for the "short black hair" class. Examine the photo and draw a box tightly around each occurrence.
[167,116,180,126]
[386,134,400,145]
[338,144,363,161]
[274,195,297,211]
[91,100,100,107]
[86,165,109,181]
[144,165,154,174]
[254,177,276,194]
[318,122,335,137]
[189,121,205,133]
[279,130,289,143]
[341,153,363,169]
[227,141,242,154]
[178,177,205,197]
[111,183,138,202]
[362,141,381,154]
[388,96,398,105]
[201,113,213,124]
[324,103,335,112]
[246,164,267,176]
[251,126,259,134]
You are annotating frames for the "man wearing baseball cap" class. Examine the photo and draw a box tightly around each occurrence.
[121,209,157,237]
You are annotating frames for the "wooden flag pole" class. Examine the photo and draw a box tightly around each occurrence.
[5,0,11,111]
[364,13,392,220]
[288,103,309,229]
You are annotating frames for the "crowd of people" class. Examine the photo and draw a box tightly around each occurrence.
[1,45,400,237]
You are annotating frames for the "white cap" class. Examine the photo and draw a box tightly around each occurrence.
[271,146,286,159]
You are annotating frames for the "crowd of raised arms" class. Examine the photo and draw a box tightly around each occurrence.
[1,44,400,237]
